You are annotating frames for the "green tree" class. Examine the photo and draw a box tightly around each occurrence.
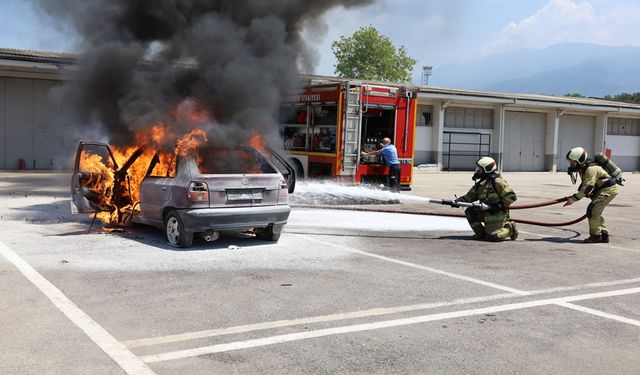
[604,92,640,104]
[564,93,584,98]
[332,26,416,83]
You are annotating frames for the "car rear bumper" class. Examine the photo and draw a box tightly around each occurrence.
[178,204,291,232]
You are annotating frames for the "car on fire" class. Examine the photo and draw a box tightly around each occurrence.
[71,141,296,248]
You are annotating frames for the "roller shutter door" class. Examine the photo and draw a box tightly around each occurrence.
[2,77,66,169]
[557,115,595,172]
[0,78,5,168]
[5,78,35,169]
[503,111,545,171]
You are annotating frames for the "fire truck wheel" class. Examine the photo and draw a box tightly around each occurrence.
[255,224,281,241]
[164,210,193,248]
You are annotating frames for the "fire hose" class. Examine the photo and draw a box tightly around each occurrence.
[428,196,587,227]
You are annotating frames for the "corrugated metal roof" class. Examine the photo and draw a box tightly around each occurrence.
[300,73,640,112]
[0,47,76,63]
[418,84,640,109]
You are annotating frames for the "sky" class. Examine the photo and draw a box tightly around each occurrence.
[2,0,640,84]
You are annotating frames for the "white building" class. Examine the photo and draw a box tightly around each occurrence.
[1,48,639,172]
[415,86,640,172]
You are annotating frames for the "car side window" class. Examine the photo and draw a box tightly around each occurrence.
[79,144,115,172]
[148,152,177,178]
[196,148,276,174]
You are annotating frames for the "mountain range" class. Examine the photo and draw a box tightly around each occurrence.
[429,43,640,97]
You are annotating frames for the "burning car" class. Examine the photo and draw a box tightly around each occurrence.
[70,137,296,248]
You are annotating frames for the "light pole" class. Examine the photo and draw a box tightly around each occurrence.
[421,65,433,85]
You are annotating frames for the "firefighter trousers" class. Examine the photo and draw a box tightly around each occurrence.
[387,164,401,192]
[465,207,514,241]
[587,191,617,236]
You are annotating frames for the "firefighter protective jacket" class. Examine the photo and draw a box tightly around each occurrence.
[573,164,618,200]
[457,173,517,211]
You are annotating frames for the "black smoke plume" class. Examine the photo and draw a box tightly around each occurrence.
[36,0,374,147]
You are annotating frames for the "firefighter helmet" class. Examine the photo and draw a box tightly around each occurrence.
[476,157,497,174]
[473,157,497,181]
[566,147,587,164]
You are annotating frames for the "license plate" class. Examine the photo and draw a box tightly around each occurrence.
[226,189,263,201]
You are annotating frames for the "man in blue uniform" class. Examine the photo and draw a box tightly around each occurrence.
[361,137,401,192]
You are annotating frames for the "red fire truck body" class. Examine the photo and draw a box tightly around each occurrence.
[280,81,418,189]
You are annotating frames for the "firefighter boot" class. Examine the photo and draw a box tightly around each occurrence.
[601,230,609,243]
[507,221,518,241]
[583,235,602,243]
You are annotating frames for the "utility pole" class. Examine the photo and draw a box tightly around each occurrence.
[421,65,433,85]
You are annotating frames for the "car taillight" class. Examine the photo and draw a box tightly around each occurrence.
[278,179,288,202]
[188,181,209,201]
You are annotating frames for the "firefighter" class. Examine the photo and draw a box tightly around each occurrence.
[361,137,401,192]
[454,157,518,241]
[563,147,618,243]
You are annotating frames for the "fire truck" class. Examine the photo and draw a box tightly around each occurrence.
[279,80,418,189]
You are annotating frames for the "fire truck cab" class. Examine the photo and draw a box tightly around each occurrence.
[280,80,418,189]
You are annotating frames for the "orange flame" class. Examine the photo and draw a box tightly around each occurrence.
[76,99,260,226]
[249,132,265,152]
[79,150,115,209]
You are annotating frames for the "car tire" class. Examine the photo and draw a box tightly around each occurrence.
[164,210,193,248]
[255,224,282,242]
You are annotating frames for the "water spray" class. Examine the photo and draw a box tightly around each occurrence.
[291,180,586,228]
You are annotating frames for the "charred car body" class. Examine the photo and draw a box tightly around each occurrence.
[71,141,295,248]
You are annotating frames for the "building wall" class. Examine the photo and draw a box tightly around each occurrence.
[605,135,640,171]
[414,126,432,164]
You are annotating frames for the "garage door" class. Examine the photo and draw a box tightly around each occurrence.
[0,78,5,168]
[503,111,546,171]
[557,115,595,172]
[5,78,35,170]
[1,77,68,170]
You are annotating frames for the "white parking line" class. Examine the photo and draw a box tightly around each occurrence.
[140,286,640,363]
[556,302,640,327]
[295,234,530,295]
[0,241,155,375]
[126,276,640,349]
[123,292,515,348]
[528,277,640,295]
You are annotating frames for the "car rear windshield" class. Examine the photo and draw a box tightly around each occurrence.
[196,148,277,174]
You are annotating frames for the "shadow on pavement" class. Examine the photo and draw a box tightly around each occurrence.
[6,200,78,223]
[523,229,582,243]
[436,235,475,241]
[56,222,279,252]
[11,201,276,251]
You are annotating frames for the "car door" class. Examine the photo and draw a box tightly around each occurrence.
[70,141,118,214]
[137,152,178,227]
[263,148,296,193]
